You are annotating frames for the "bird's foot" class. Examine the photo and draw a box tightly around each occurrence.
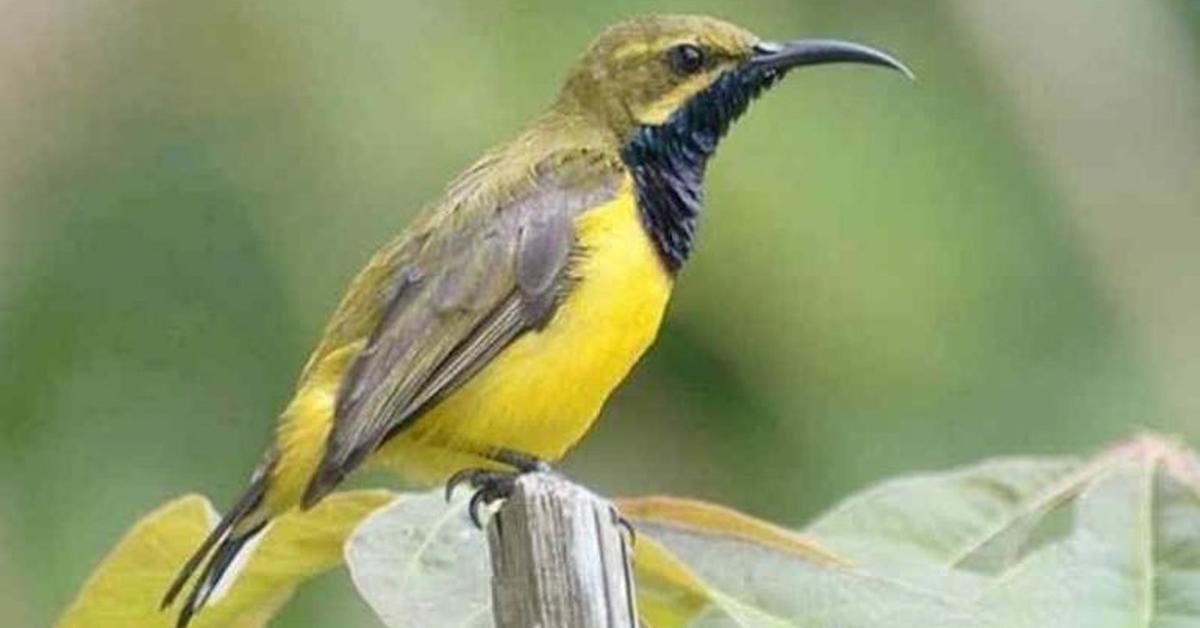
[444,469,518,528]
[444,449,552,528]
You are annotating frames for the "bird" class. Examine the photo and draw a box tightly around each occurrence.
[161,13,910,626]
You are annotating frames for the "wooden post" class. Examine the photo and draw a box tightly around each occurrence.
[487,473,638,628]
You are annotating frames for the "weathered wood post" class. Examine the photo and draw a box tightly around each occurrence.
[487,473,638,628]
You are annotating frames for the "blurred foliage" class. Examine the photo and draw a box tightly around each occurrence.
[2,1,1198,626]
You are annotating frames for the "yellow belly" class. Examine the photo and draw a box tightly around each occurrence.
[376,181,672,481]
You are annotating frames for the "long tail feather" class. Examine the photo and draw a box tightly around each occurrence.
[174,520,266,627]
[162,467,270,626]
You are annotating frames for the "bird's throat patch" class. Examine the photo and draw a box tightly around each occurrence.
[621,63,784,271]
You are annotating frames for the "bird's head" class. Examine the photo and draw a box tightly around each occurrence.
[550,15,911,269]
[556,14,911,144]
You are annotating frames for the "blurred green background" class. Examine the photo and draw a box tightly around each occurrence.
[3,1,1199,626]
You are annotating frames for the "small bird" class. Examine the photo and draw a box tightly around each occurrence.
[162,14,909,626]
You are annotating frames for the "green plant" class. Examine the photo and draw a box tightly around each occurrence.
[59,435,1200,627]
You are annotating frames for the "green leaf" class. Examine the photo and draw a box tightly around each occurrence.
[632,504,982,628]
[345,491,493,628]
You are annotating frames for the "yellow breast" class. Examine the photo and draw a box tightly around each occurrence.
[378,177,673,481]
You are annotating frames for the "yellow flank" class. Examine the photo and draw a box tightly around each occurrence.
[376,177,673,481]
[266,341,364,514]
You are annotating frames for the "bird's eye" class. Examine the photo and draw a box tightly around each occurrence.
[667,43,707,75]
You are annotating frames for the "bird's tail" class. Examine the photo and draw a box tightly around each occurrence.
[161,467,272,628]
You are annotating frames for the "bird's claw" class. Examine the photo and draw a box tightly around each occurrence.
[445,449,555,527]
[444,467,476,503]
[444,468,519,528]
[611,507,637,546]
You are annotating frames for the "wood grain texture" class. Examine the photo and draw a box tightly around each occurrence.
[488,474,637,628]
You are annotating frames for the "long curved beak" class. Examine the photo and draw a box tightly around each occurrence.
[749,39,914,79]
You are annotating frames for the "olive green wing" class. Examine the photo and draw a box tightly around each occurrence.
[301,157,620,506]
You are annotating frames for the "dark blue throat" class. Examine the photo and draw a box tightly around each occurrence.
[620,64,784,272]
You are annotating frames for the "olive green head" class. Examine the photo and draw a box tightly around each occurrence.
[558,15,759,130]
[546,15,911,270]
[555,14,912,142]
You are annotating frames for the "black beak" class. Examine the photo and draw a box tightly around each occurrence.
[749,39,914,79]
